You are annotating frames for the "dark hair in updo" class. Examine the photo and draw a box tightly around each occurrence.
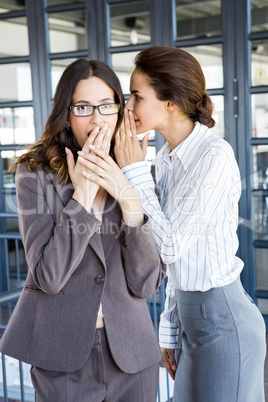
[134,46,215,128]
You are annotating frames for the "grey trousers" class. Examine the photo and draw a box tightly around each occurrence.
[31,327,159,402]
[173,277,266,402]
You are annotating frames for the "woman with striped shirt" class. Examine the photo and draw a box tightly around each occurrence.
[109,46,266,401]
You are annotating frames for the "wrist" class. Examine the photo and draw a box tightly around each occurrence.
[72,186,96,213]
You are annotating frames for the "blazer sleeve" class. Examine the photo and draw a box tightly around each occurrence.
[15,163,101,294]
[120,215,167,299]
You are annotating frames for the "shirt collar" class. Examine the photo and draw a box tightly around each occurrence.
[159,122,209,171]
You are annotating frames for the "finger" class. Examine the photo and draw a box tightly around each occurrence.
[77,154,109,174]
[93,123,108,148]
[100,128,111,153]
[141,132,150,156]
[118,125,126,147]
[115,130,120,148]
[167,349,177,372]
[128,110,138,139]
[88,144,114,165]
[164,362,176,381]
[65,147,75,174]
[161,349,176,381]
[82,127,100,152]
[123,108,132,141]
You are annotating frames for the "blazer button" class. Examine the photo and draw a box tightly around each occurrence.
[95,274,105,285]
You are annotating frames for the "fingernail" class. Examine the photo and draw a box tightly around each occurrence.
[103,123,108,130]
[124,108,128,114]
[65,147,69,155]
[93,127,100,133]
[129,110,133,116]
[106,128,111,137]
[89,144,95,150]
[77,151,84,156]
[78,156,84,162]
[172,365,176,370]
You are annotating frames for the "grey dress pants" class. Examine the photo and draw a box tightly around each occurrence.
[173,277,266,402]
[31,327,159,402]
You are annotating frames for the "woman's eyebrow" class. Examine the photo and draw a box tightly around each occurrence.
[130,89,141,95]
[73,97,114,105]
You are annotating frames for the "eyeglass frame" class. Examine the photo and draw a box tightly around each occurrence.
[69,103,120,117]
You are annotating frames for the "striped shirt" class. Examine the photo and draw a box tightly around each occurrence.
[121,122,244,348]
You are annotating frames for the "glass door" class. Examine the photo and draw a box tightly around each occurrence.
[249,0,268,324]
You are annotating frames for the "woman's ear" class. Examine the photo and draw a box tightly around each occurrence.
[66,121,71,128]
[166,101,175,111]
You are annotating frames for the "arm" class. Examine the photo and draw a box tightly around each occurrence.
[121,155,237,265]
[120,216,167,298]
[159,276,179,380]
[77,145,167,297]
[16,163,101,295]
[16,127,111,294]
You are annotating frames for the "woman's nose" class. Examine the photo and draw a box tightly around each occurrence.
[89,108,104,124]
[125,98,134,110]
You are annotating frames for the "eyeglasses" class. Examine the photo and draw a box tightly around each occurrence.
[69,103,120,117]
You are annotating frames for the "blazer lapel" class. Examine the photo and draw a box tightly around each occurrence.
[101,194,122,259]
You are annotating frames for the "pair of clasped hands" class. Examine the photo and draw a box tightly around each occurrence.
[65,109,149,227]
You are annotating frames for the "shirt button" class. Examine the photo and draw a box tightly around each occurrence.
[95,274,105,285]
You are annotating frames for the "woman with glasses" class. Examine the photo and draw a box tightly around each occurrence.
[0,59,166,402]
[92,46,266,402]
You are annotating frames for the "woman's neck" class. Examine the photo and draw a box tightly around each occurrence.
[161,116,195,150]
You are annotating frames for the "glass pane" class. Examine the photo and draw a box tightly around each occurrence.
[111,51,139,94]
[252,194,268,235]
[0,0,25,13]
[146,144,156,177]
[48,10,86,53]
[2,148,27,188]
[0,107,35,145]
[210,95,224,137]
[251,94,268,138]
[251,40,268,86]
[0,17,29,57]
[176,0,222,40]
[252,145,268,189]
[109,1,151,47]
[251,0,268,32]
[51,58,78,97]
[0,63,32,102]
[256,249,268,290]
[182,45,223,89]
[5,201,19,230]
[257,298,268,314]
[47,0,83,4]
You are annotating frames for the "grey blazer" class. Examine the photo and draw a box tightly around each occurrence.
[0,162,166,373]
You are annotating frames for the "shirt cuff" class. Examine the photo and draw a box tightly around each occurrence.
[121,161,154,188]
[158,323,179,349]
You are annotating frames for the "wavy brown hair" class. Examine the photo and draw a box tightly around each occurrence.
[134,46,215,128]
[11,59,125,183]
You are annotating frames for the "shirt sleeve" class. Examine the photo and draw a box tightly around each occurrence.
[122,154,238,265]
[158,275,179,349]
